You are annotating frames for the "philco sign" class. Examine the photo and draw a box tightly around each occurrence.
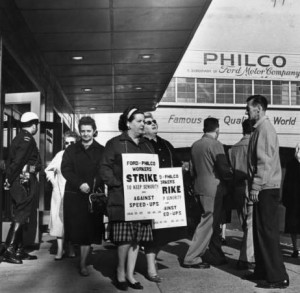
[204,53,286,68]
[175,50,300,80]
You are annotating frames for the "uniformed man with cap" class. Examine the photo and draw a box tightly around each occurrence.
[2,112,41,264]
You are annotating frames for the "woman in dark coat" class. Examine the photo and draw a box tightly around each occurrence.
[61,116,104,276]
[282,145,300,258]
[100,107,155,291]
[143,112,183,282]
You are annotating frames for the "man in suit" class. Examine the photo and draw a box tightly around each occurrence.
[244,95,289,289]
[182,117,232,268]
[228,119,255,270]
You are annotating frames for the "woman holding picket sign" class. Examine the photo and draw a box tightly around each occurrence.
[143,112,184,282]
[100,106,155,291]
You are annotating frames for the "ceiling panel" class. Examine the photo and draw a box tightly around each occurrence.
[12,0,212,114]
[68,94,113,101]
[58,76,112,86]
[34,33,111,51]
[62,85,112,94]
[114,0,205,8]
[43,51,111,65]
[21,10,110,33]
[113,31,191,49]
[115,84,164,93]
[113,49,182,63]
[15,0,110,9]
[114,8,200,31]
[52,65,112,77]
[114,74,170,84]
[114,63,174,75]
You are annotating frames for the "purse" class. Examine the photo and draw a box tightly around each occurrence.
[88,179,108,216]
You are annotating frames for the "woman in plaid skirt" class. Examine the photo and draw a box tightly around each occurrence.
[100,106,155,291]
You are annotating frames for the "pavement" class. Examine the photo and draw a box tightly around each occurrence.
[0,215,299,293]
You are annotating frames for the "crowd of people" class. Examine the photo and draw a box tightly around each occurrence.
[1,94,298,290]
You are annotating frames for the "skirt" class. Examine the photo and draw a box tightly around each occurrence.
[110,221,153,243]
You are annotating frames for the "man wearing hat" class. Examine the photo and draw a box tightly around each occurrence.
[2,112,41,264]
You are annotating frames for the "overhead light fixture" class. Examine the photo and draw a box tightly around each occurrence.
[139,54,153,60]
[82,88,92,92]
[135,86,142,91]
[72,56,83,61]
[89,107,96,110]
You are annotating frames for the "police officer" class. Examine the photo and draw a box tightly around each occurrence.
[2,112,41,264]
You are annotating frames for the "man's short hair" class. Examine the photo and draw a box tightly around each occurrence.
[246,95,268,111]
[203,117,219,133]
[242,118,253,134]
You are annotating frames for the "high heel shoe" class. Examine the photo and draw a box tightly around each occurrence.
[115,280,128,291]
[127,280,143,290]
[79,267,89,277]
[146,274,163,283]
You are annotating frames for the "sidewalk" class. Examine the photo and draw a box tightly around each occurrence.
[0,228,299,293]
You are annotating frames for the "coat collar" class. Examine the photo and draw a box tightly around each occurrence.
[74,139,101,153]
[202,133,216,140]
[253,115,268,129]
[119,131,148,145]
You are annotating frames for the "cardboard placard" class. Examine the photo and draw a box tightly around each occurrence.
[153,167,187,229]
[122,153,162,221]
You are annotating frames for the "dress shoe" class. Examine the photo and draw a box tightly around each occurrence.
[181,262,210,269]
[79,267,89,277]
[291,250,299,258]
[146,274,163,283]
[115,280,128,291]
[127,280,143,290]
[202,251,227,266]
[16,248,37,260]
[257,279,289,289]
[2,247,23,264]
[242,272,265,281]
[236,260,255,270]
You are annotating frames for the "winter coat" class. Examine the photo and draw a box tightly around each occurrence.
[100,132,154,221]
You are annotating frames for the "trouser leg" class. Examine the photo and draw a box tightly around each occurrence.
[254,189,288,282]
[2,221,23,264]
[15,225,38,260]
[238,202,254,263]
[183,195,215,265]
[207,192,226,263]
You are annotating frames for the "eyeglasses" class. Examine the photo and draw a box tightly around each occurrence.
[65,141,75,146]
[144,120,157,125]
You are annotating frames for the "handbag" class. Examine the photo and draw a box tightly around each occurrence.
[88,179,108,216]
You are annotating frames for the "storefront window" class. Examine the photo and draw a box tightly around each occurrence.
[177,77,195,103]
[254,80,271,103]
[162,78,175,102]
[273,81,289,105]
[235,80,252,104]
[196,78,214,103]
[216,79,233,103]
[291,82,300,105]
